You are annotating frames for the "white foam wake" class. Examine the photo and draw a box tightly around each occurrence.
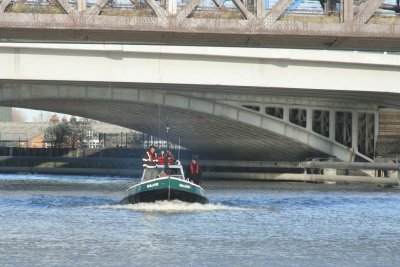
[98,200,248,213]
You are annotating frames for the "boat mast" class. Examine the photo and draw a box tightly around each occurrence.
[178,137,181,161]
[166,117,170,150]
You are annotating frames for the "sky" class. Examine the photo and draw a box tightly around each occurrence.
[15,107,74,122]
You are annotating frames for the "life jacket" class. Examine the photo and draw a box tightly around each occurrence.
[166,152,175,164]
[143,151,158,168]
[189,163,200,174]
[157,155,165,165]
[157,153,174,165]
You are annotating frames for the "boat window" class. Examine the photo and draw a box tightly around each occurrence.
[156,166,184,179]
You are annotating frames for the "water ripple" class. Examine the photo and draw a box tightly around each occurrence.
[96,200,249,213]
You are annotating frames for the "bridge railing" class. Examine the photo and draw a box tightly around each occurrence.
[1,0,399,21]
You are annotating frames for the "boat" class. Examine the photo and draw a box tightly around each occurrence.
[121,163,208,204]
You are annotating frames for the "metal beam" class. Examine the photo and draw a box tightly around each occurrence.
[341,0,353,22]
[230,0,255,20]
[146,0,168,18]
[264,0,295,26]
[256,0,265,18]
[89,0,109,15]
[0,12,400,50]
[212,0,223,8]
[56,0,76,14]
[355,0,384,24]
[176,0,204,20]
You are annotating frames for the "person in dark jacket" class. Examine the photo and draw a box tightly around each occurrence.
[142,145,158,181]
[187,158,201,185]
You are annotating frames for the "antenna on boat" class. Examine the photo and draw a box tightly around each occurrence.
[166,117,170,150]
[158,105,161,148]
[178,137,181,161]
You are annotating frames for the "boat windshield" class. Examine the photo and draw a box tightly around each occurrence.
[141,165,185,181]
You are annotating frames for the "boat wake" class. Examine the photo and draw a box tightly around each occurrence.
[97,200,248,213]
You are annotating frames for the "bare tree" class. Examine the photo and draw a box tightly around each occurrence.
[69,118,93,149]
[45,118,93,148]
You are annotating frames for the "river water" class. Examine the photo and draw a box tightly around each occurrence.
[0,174,399,266]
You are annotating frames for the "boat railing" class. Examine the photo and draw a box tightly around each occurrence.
[156,164,182,168]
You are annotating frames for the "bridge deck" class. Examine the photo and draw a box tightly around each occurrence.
[0,0,400,50]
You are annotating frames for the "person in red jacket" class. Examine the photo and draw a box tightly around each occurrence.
[142,145,158,181]
[187,158,201,185]
[163,150,176,175]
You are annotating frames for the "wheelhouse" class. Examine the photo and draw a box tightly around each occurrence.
[141,164,185,182]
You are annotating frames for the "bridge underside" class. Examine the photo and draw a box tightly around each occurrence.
[0,80,391,161]
[1,43,397,161]
[1,98,326,161]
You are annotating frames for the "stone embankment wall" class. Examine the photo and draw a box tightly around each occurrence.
[0,147,192,177]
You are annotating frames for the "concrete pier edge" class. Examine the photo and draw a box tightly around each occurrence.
[0,166,398,186]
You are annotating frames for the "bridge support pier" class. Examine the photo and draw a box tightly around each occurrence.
[306,107,313,132]
[329,110,335,142]
[283,106,290,123]
[374,112,379,154]
[352,110,359,159]
[341,0,354,22]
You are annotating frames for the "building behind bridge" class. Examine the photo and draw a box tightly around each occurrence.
[0,120,183,150]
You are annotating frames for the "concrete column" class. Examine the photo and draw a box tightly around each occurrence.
[329,110,335,141]
[352,111,358,152]
[374,111,379,154]
[256,0,265,18]
[283,106,290,124]
[306,108,313,132]
[342,0,354,22]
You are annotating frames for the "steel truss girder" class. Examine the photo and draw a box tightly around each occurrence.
[0,0,390,24]
[335,112,352,148]
[358,112,375,158]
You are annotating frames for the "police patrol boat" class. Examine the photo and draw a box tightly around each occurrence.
[121,162,208,204]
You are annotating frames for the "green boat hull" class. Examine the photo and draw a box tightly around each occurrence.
[121,177,208,204]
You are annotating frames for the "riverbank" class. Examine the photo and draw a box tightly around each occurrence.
[0,164,398,187]
[0,148,399,187]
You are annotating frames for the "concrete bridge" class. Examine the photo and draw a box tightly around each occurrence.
[0,0,400,51]
[1,42,400,161]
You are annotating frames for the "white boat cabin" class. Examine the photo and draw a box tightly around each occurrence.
[141,164,186,182]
